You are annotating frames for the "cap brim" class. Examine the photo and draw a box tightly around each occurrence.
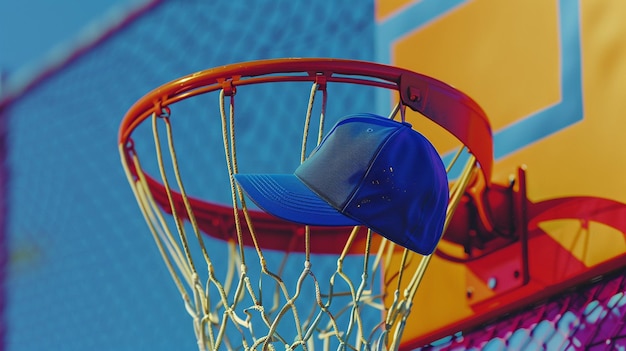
[234,174,359,226]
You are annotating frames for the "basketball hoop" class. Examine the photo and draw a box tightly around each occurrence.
[119,58,493,350]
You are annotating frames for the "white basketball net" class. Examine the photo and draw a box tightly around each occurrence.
[120,80,476,351]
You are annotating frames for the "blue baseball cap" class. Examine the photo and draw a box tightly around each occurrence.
[235,113,449,255]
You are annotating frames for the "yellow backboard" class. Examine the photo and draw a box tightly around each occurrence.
[375,0,626,346]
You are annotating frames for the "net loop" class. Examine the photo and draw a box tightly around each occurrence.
[218,77,238,97]
[155,100,171,118]
[313,73,328,91]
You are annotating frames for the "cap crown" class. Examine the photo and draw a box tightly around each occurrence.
[295,114,448,254]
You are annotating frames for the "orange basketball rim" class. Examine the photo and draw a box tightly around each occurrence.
[118,58,494,350]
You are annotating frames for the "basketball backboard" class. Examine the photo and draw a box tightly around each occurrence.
[376,0,626,347]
